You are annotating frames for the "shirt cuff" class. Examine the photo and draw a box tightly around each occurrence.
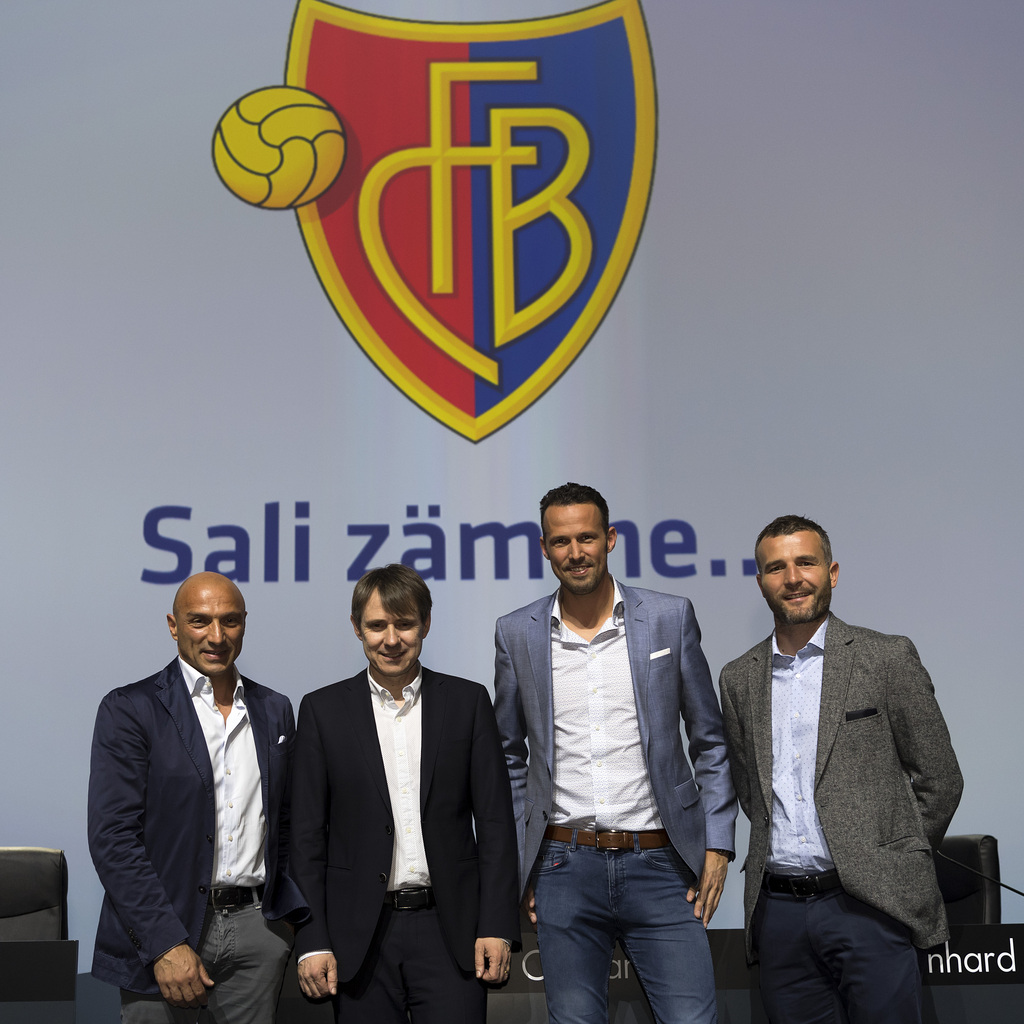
[297,949,333,963]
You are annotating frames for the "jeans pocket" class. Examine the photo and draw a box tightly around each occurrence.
[535,840,571,874]
[640,845,695,885]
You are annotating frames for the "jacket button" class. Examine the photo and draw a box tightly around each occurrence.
[199,885,208,894]
[385,825,393,835]
[206,835,213,843]
[378,873,387,884]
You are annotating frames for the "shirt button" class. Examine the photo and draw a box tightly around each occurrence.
[227,835,233,842]
[799,837,807,844]
[596,760,603,767]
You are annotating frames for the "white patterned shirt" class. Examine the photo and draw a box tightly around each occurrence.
[549,581,663,831]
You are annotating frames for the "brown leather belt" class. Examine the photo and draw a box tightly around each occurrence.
[762,870,842,898]
[544,825,671,850]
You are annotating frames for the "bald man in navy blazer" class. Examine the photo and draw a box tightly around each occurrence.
[88,572,308,1022]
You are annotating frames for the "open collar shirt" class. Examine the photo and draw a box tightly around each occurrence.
[367,667,432,891]
[549,580,663,832]
[179,657,266,888]
[767,619,836,874]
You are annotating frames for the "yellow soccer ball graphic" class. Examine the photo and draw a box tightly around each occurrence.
[213,87,345,209]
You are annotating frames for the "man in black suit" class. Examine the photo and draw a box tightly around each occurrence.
[289,564,519,1024]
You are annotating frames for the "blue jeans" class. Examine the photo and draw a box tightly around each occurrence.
[532,835,717,1024]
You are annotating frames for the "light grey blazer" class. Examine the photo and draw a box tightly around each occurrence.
[719,613,963,959]
[493,582,737,897]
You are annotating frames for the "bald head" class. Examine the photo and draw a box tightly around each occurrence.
[167,572,246,683]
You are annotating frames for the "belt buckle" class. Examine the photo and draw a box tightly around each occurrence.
[596,830,628,849]
[790,876,815,898]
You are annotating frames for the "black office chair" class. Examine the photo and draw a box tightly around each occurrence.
[935,834,1000,925]
[0,847,69,940]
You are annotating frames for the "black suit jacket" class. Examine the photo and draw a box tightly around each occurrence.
[290,666,519,980]
[88,659,308,993]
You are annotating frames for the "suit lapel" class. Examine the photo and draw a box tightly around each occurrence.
[748,640,775,813]
[419,669,445,808]
[344,674,393,811]
[156,660,214,799]
[815,614,855,786]
[527,600,555,767]
[244,679,271,814]
[622,586,651,743]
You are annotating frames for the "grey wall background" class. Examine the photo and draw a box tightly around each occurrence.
[2,0,1021,974]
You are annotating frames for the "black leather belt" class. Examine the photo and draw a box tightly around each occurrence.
[762,870,842,898]
[387,887,435,910]
[209,884,264,908]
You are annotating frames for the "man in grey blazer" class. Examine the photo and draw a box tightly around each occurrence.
[493,482,736,1024]
[719,515,962,1024]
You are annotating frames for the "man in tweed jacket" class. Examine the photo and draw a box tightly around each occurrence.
[719,515,962,1024]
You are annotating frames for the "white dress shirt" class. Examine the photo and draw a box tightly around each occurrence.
[549,581,663,831]
[179,657,266,888]
[367,668,432,890]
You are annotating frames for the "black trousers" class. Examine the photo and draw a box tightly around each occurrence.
[337,904,486,1024]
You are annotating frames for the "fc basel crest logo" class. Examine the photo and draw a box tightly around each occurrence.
[214,1,656,441]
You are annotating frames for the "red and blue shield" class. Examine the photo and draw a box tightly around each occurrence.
[286,0,656,440]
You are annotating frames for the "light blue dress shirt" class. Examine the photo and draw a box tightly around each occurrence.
[766,619,836,874]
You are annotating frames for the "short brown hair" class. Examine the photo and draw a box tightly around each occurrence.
[351,564,432,625]
[539,482,610,535]
[755,515,832,572]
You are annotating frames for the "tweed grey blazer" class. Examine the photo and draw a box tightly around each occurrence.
[720,613,962,959]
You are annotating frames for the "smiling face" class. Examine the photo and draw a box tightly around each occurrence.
[756,531,838,629]
[540,502,617,598]
[167,572,246,684]
[352,588,430,694]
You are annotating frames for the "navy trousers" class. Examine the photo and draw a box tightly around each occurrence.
[752,887,923,1024]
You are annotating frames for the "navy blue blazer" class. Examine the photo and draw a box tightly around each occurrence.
[88,659,308,993]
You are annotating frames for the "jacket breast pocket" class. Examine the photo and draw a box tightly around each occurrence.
[674,778,699,809]
[845,707,879,722]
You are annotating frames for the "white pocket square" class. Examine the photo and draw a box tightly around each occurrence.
[650,648,671,660]
[278,735,287,744]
